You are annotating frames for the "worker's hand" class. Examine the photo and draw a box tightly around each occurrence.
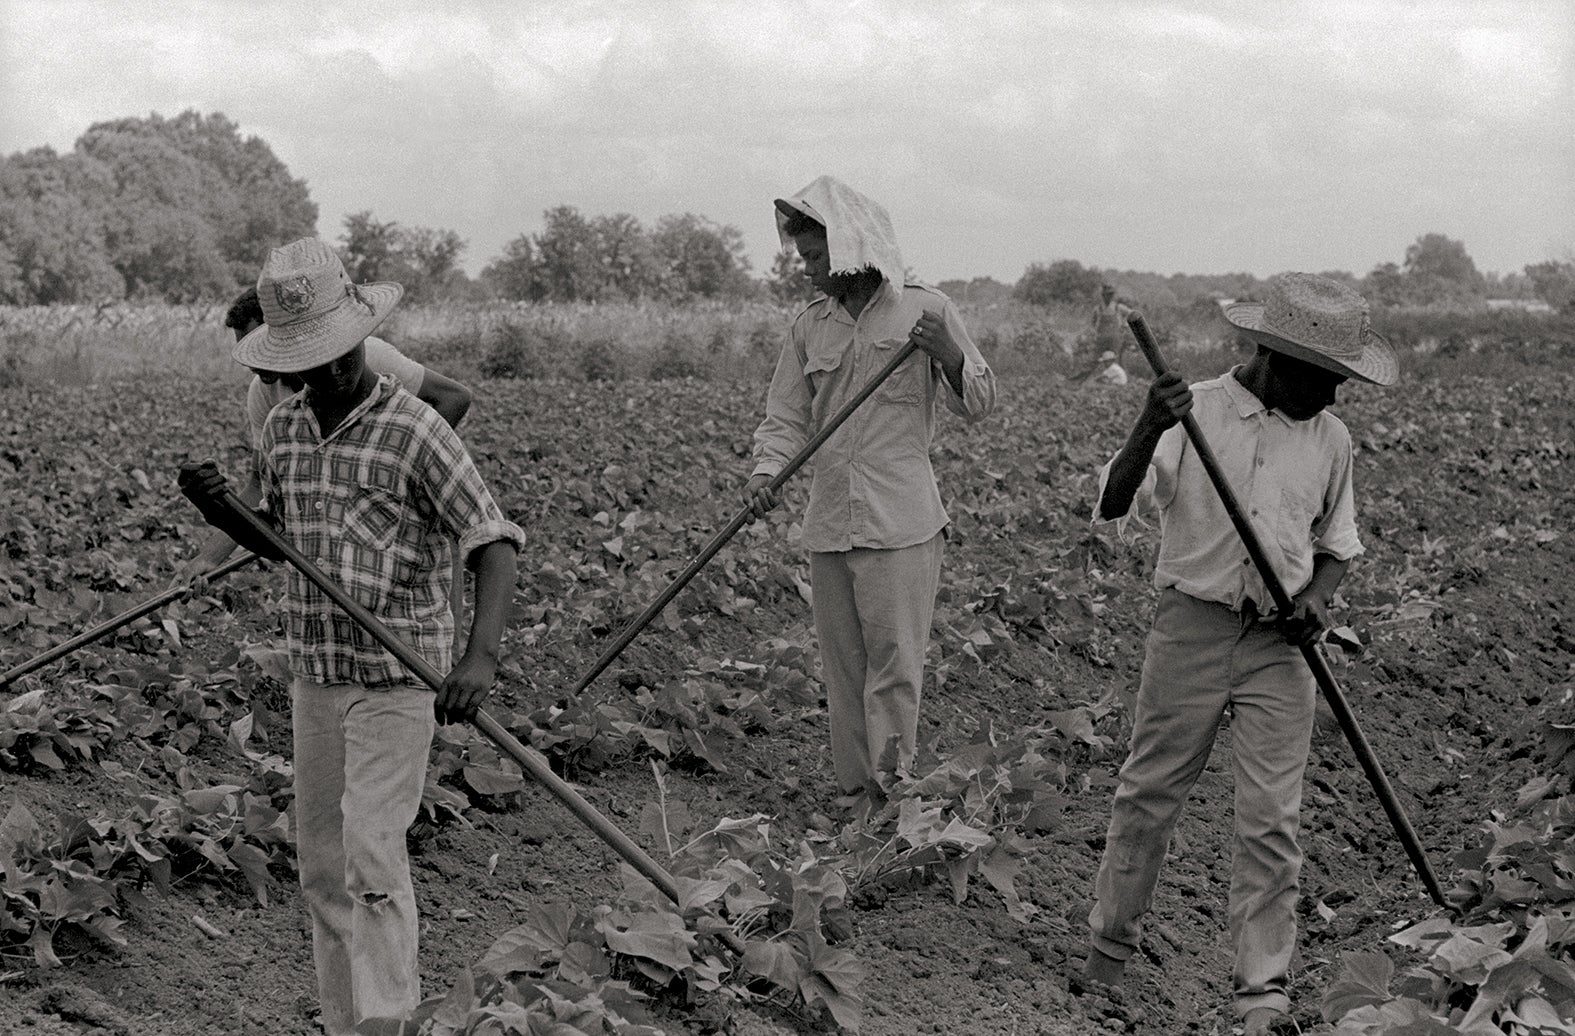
[743,473,781,521]
[1282,588,1334,646]
[167,554,214,596]
[436,651,496,725]
[908,311,961,367]
[178,461,229,512]
[1138,372,1192,434]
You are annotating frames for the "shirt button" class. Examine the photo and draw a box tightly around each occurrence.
[1243,558,1251,566]
[314,501,324,511]
[1250,508,1259,516]
[1256,459,1265,467]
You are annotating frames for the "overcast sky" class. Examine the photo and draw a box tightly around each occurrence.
[3,0,1571,283]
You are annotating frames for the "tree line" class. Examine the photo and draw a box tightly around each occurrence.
[0,110,810,308]
[1005,235,1575,314]
[2,109,1571,314]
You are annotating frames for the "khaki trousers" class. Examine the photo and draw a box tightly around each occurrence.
[810,533,943,794]
[1088,589,1315,1017]
[292,679,435,1035]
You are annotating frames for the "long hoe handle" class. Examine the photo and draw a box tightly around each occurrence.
[0,551,261,690]
[1125,313,1448,909]
[567,339,922,698]
[214,492,747,955]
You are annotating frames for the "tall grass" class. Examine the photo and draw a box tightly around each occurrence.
[1,297,1568,391]
[0,303,243,388]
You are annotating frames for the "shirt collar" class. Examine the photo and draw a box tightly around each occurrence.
[1221,365,1298,427]
[817,278,899,323]
[291,374,396,443]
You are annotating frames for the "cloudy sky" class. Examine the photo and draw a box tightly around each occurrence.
[3,0,1570,283]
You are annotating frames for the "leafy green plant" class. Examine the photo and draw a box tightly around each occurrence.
[1318,718,1575,1034]
[828,711,1107,923]
[0,805,129,968]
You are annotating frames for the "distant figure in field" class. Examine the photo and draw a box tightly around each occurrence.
[744,175,996,805]
[1074,349,1130,387]
[1090,282,1134,367]
[171,286,475,625]
[1079,273,1398,1035]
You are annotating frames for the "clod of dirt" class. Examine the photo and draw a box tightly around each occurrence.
[36,983,132,1035]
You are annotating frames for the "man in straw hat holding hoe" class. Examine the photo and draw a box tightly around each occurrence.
[168,285,474,596]
[178,238,524,1034]
[1077,273,1397,1033]
[744,176,995,806]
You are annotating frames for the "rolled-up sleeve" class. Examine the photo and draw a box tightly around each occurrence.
[1090,425,1182,542]
[751,326,812,480]
[415,418,525,566]
[937,300,995,421]
[1311,436,1363,561]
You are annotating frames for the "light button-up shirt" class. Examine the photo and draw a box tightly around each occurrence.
[1094,368,1363,613]
[752,281,995,553]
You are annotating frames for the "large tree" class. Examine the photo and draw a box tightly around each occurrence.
[651,212,752,298]
[1524,259,1575,312]
[0,147,124,304]
[0,110,317,304]
[531,205,605,302]
[480,235,539,301]
[767,246,814,304]
[592,213,663,298]
[1014,259,1104,307]
[338,212,467,303]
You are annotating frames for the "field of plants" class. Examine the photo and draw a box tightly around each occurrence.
[0,302,1572,1035]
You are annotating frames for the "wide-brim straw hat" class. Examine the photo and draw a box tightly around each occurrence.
[1224,273,1397,386]
[234,238,402,374]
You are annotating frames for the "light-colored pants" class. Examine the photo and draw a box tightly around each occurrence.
[1088,589,1315,1017]
[292,679,436,1035]
[810,533,943,794]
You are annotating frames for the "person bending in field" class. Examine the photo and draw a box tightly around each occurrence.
[169,285,473,591]
[179,238,523,1036]
[744,176,996,806]
[1079,273,1397,1035]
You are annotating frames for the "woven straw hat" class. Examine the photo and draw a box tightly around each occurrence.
[233,238,402,374]
[1224,273,1397,386]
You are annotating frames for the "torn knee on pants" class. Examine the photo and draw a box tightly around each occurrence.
[357,890,391,908]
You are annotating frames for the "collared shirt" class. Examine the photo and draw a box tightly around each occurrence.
[752,281,995,553]
[245,337,424,453]
[1094,367,1363,613]
[259,376,525,688]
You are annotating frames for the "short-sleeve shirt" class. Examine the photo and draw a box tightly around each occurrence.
[1094,368,1363,614]
[258,375,524,689]
[245,337,424,454]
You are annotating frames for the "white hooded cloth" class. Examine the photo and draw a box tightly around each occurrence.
[774,175,905,288]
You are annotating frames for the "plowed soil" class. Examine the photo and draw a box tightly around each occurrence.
[2,350,1570,1035]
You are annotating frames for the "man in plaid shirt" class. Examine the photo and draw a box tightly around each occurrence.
[180,238,523,1035]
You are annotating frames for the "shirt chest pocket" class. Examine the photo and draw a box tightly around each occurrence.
[1277,483,1325,554]
[345,486,405,553]
[874,337,924,405]
[803,345,844,396]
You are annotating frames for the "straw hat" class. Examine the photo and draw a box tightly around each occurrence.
[1224,273,1396,386]
[233,238,402,374]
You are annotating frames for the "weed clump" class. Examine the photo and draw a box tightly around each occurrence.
[647,335,703,381]
[479,321,547,379]
[577,336,626,382]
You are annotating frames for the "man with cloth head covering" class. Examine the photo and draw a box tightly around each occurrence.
[1079,273,1398,1033]
[745,176,996,804]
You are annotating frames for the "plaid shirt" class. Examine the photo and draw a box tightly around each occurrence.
[259,376,524,689]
